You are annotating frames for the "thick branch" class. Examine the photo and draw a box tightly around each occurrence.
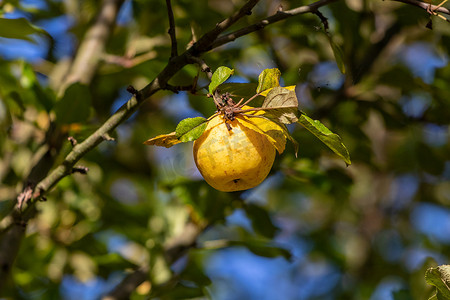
[0,0,125,292]
[166,0,178,58]
[62,0,125,91]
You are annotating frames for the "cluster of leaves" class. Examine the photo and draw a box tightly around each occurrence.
[145,67,351,166]
[426,265,450,300]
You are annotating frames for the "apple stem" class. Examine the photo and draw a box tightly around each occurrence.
[239,93,260,108]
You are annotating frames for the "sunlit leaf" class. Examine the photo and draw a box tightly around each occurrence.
[298,114,351,165]
[260,85,295,97]
[0,18,49,43]
[426,265,450,300]
[143,132,181,148]
[175,117,208,142]
[209,66,234,94]
[262,87,299,124]
[237,107,286,154]
[257,68,281,94]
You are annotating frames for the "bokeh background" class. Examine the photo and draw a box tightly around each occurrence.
[1,0,449,299]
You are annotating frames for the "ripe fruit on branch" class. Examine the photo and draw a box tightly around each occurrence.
[193,113,276,192]
[143,67,351,192]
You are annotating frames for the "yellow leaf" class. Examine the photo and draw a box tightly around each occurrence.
[143,132,181,148]
[237,107,286,154]
[260,85,296,97]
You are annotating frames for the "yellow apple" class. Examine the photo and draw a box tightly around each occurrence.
[193,114,276,192]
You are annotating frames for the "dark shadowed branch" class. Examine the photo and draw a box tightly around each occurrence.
[211,0,340,49]
[166,0,178,58]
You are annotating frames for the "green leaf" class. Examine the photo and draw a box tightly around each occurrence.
[175,116,208,142]
[298,114,351,165]
[262,87,299,124]
[426,265,450,300]
[0,18,49,43]
[328,36,346,74]
[244,204,279,239]
[228,240,292,260]
[257,68,281,94]
[209,66,234,94]
[54,82,91,124]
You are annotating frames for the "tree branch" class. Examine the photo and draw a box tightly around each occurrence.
[193,0,261,52]
[29,0,342,207]
[102,222,202,300]
[390,0,450,15]
[166,0,178,58]
[211,0,340,49]
[0,0,125,292]
[61,0,126,92]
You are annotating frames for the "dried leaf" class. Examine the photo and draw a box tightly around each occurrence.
[143,132,181,148]
[262,87,299,124]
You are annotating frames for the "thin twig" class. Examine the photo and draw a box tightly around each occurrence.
[313,9,329,32]
[187,55,213,80]
[390,0,450,15]
[102,51,157,68]
[166,0,178,58]
[435,0,449,10]
[240,93,261,107]
[194,0,261,52]
[211,0,340,49]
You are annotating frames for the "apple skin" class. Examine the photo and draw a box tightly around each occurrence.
[193,114,276,192]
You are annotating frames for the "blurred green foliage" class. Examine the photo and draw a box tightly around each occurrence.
[1,0,450,299]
